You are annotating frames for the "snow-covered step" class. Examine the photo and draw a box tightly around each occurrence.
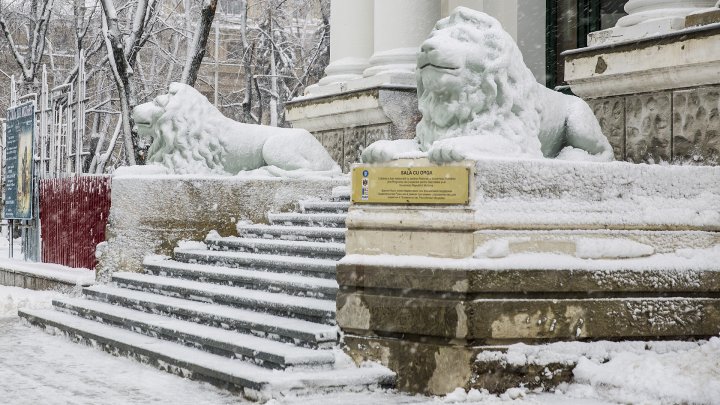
[173,248,338,278]
[236,224,346,243]
[331,186,351,201]
[143,258,339,298]
[111,272,336,323]
[82,285,338,345]
[205,236,345,260]
[51,297,335,369]
[300,200,350,214]
[268,213,347,228]
[18,308,393,400]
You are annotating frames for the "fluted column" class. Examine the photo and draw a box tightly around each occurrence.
[363,0,442,79]
[316,0,374,86]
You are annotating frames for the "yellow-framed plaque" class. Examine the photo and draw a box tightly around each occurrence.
[351,165,470,205]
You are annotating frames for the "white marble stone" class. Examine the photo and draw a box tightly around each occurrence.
[133,83,340,176]
[362,8,612,164]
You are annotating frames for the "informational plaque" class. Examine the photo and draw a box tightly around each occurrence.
[4,102,35,219]
[351,165,470,205]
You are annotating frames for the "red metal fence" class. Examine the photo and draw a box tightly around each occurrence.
[40,176,111,269]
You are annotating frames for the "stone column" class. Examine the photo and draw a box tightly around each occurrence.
[442,0,485,17]
[317,0,374,86]
[589,0,716,45]
[363,0,442,80]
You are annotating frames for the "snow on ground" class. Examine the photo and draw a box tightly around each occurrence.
[1,285,719,404]
[0,236,95,286]
[0,233,718,404]
[0,285,238,405]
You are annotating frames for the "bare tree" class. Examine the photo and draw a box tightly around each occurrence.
[0,0,331,172]
[181,0,217,86]
[99,0,160,165]
[0,0,55,89]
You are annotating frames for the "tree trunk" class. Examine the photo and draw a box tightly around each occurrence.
[181,0,218,86]
[100,1,138,165]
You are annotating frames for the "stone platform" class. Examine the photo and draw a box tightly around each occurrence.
[338,158,720,394]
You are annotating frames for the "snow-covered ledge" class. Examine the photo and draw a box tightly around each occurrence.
[564,22,720,99]
[588,0,717,46]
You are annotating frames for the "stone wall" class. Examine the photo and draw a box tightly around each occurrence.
[314,123,398,173]
[97,175,347,281]
[564,23,720,165]
[588,85,720,165]
[285,87,421,172]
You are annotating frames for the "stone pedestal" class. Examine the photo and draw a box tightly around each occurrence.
[338,158,720,395]
[564,24,720,164]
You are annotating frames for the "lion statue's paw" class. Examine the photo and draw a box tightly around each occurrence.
[427,136,538,164]
[361,139,425,164]
[556,146,614,162]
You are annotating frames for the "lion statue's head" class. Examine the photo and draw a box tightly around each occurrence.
[415,7,544,158]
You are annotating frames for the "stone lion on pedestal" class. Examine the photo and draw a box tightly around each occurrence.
[362,7,614,164]
[132,83,340,176]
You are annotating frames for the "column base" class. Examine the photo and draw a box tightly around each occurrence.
[317,57,370,87]
[588,17,686,46]
[362,47,418,79]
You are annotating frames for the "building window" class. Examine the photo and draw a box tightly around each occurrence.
[546,0,626,89]
[222,0,244,15]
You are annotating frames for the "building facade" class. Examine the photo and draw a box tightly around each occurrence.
[286,0,720,169]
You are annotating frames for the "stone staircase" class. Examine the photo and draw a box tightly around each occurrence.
[19,190,394,401]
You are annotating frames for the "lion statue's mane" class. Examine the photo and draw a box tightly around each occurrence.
[132,83,340,176]
[362,7,613,164]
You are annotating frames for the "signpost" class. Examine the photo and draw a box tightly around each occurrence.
[4,102,35,219]
[4,102,36,259]
[351,164,471,205]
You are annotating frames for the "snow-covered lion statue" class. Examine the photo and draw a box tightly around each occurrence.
[362,7,614,164]
[132,83,340,176]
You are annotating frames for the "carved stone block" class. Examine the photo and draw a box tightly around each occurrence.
[365,124,392,146]
[673,87,720,165]
[343,127,366,172]
[588,97,625,160]
[320,129,344,168]
[625,92,672,163]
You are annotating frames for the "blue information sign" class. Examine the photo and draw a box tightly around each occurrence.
[4,102,35,219]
